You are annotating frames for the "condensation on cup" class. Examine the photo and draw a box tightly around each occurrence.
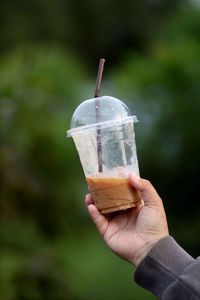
[67,96,142,214]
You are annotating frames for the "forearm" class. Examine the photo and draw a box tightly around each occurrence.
[134,236,200,299]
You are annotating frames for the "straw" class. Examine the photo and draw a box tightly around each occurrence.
[95,58,105,173]
[95,58,105,98]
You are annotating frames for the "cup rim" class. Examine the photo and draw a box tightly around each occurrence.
[67,115,138,137]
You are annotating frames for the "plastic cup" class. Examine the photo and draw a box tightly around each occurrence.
[67,96,142,214]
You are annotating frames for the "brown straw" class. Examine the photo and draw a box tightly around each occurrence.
[95,58,105,98]
[95,58,105,173]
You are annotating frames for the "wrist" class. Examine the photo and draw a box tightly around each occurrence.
[133,235,169,267]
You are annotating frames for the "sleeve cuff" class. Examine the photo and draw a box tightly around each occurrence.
[134,235,195,299]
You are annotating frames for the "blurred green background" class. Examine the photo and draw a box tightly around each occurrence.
[1,0,200,299]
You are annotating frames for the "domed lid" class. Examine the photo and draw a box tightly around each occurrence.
[67,95,138,137]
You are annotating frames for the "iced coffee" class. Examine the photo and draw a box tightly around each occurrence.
[86,176,142,214]
[67,95,141,214]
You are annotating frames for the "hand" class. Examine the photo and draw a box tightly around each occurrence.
[85,174,169,267]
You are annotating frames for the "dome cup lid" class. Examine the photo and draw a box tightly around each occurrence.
[67,95,138,137]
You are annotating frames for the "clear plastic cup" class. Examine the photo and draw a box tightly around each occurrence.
[67,96,142,214]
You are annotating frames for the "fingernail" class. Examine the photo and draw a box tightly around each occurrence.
[130,173,140,182]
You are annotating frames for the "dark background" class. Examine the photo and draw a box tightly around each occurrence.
[0,0,200,299]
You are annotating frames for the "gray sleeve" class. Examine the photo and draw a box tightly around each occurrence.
[134,236,200,299]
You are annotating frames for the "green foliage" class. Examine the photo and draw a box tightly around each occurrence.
[0,4,200,300]
[0,0,181,70]
[0,47,89,300]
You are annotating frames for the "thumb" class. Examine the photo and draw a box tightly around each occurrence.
[129,173,163,208]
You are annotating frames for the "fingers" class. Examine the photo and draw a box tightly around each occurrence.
[88,204,109,237]
[129,173,162,208]
[85,194,93,208]
[85,194,109,237]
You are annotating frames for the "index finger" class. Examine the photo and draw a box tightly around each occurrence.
[85,194,94,209]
